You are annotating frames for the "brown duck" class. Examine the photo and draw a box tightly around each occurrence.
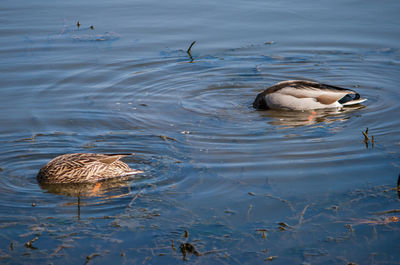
[37,153,143,184]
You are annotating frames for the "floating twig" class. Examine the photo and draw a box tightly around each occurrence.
[345,224,354,233]
[247,204,253,221]
[362,127,375,148]
[256,229,267,238]
[202,248,227,256]
[53,244,71,255]
[362,131,369,141]
[265,256,278,261]
[187,41,196,62]
[171,240,176,251]
[344,216,399,226]
[159,135,177,141]
[24,237,38,249]
[224,209,236,214]
[85,253,100,265]
[128,188,145,208]
[374,209,400,215]
[180,243,200,260]
[187,41,196,54]
[278,222,293,231]
[298,204,309,226]
[264,193,296,212]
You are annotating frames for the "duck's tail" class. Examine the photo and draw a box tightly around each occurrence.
[123,169,144,176]
[342,98,367,106]
[339,92,367,106]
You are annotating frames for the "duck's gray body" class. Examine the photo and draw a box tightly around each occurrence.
[37,153,143,184]
[253,80,366,110]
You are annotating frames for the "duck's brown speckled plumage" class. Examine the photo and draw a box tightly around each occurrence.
[37,153,143,184]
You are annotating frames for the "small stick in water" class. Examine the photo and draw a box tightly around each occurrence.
[25,237,39,249]
[187,41,196,62]
[362,130,369,142]
[362,127,375,148]
[187,41,196,54]
[180,243,200,260]
[85,253,100,265]
[298,204,309,226]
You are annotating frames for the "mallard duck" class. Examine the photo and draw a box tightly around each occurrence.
[37,153,143,184]
[253,80,367,110]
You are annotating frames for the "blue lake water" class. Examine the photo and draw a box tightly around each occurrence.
[1,0,400,263]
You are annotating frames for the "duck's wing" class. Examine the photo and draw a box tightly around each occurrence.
[63,153,133,164]
[57,153,132,174]
[69,154,138,181]
[92,153,143,173]
[309,82,367,105]
[97,154,133,164]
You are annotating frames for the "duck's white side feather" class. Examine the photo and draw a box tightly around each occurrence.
[266,92,342,110]
[254,80,367,110]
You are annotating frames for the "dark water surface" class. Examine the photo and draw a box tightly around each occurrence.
[1,0,400,264]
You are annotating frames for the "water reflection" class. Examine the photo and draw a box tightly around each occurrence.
[258,105,366,128]
[38,178,132,198]
[39,178,137,220]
